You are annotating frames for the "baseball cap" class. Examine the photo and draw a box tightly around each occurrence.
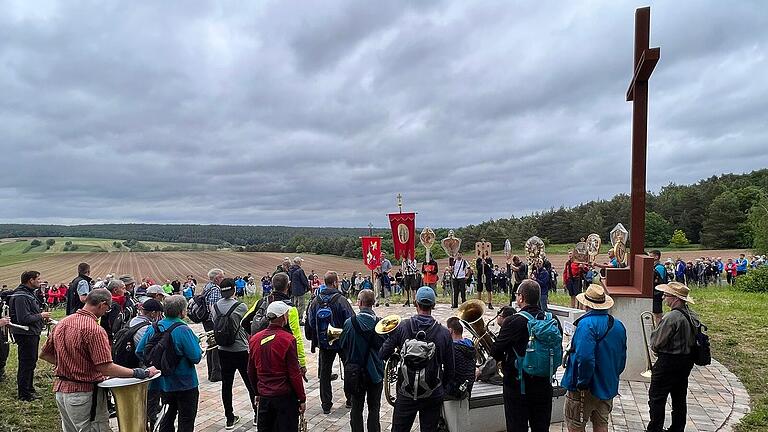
[267,301,291,319]
[141,298,164,312]
[220,278,235,291]
[146,285,168,297]
[415,286,436,306]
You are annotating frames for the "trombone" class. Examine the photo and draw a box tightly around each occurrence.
[640,311,657,378]
[196,330,218,352]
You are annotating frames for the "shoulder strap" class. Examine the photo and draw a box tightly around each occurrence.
[595,315,615,343]
[224,302,241,318]
[160,321,185,335]
[516,311,535,322]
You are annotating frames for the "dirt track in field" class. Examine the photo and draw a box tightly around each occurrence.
[0,249,750,287]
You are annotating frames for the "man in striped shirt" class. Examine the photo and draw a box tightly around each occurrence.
[203,268,224,382]
[40,288,158,432]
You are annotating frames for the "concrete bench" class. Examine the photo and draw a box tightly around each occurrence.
[442,382,567,432]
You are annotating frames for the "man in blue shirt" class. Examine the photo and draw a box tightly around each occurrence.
[137,295,203,432]
[562,284,627,432]
[736,253,749,277]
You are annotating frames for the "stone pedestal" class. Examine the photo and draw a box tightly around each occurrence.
[610,296,653,381]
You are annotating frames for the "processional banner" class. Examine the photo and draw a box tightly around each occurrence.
[388,212,416,261]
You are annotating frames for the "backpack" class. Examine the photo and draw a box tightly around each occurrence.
[343,316,375,395]
[314,293,341,349]
[584,270,594,285]
[678,309,711,366]
[514,311,563,394]
[112,321,151,368]
[397,319,441,400]
[111,302,137,334]
[213,302,243,347]
[187,285,214,323]
[143,322,185,374]
[248,295,277,335]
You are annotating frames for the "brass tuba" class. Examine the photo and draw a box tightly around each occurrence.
[640,311,658,378]
[457,299,496,366]
[99,375,160,432]
[377,314,402,407]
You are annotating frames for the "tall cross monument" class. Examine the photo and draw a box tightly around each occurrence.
[606,6,660,298]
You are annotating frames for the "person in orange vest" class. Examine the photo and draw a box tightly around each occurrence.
[421,257,439,290]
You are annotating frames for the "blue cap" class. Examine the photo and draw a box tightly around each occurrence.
[415,286,436,306]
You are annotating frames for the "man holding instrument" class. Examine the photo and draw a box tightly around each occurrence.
[40,288,158,432]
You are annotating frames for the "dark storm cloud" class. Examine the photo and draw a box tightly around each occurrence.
[1,0,766,228]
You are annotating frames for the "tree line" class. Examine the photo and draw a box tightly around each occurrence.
[1,169,766,257]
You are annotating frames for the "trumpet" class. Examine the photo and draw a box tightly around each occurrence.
[640,311,657,378]
[196,330,218,352]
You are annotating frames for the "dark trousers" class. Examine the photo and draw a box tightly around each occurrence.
[15,334,40,399]
[452,278,466,307]
[202,320,221,382]
[392,396,442,432]
[219,349,257,420]
[319,348,349,410]
[258,394,299,432]
[0,330,9,378]
[147,389,161,431]
[159,388,199,432]
[503,379,553,432]
[350,380,383,432]
[647,354,694,432]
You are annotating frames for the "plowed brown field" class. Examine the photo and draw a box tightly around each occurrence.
[0,249,749,287]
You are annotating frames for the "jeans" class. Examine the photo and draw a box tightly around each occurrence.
[503,377,553,432]
[391,396,442,432]
[159,388,199,432]
[350,380,383,432]
[219,350,257,420]
[539,293,549,311]
[257,394,299,432]
[319,348,349,410]
[647,354,694,432]
[452,278,467,307]
[202,321,221,382]
[56,390,110,432]
[15,334,40,399]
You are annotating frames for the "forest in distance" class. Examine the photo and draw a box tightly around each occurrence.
[1,169,767,260]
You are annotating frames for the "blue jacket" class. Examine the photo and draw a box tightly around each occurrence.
[339,308,384,384]
[675,261,686,278]
[136,317,202,392]
[536,268,550,295]
[562,310,627,400]
[736,258,748,272]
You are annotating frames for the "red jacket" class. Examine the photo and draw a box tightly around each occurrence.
[725,263,737,276]
[248,323,306,402]
[564,260,582,283]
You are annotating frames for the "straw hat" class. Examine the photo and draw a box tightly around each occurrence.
[654,281,695,304]
[576,284,615,310]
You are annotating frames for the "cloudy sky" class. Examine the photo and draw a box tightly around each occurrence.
[1,1,766,228]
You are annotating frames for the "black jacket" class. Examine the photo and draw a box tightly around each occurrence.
[446,340,476,398]
[491,304,561,393]
[9,284,44,336]
[67,274,92,315]
[289,265,310,297]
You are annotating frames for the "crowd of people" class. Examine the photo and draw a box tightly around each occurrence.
[0,248,717,432]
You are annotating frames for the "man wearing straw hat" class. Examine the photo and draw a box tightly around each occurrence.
[562,284,627,432]
[646,281,701,432]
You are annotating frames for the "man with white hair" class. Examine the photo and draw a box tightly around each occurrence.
[289,258,310,325]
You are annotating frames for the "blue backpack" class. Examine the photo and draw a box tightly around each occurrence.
[514,311,563,394]
[314,293,341,349]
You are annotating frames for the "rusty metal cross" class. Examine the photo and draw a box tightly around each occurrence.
[627,6,660,262]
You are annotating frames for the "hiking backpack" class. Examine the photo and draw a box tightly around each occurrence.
[187,285,214,323]
[213,302,243,347]
[678,309,711,366]
[314,293,340,349]
[248,295,277,334]
[514,311,563,394]
[143,322,185,374]
[111,302,137,334]
[397,320,441,400]
[112,321,151,368]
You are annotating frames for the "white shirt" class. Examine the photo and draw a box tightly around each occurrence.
[453,259,468,279]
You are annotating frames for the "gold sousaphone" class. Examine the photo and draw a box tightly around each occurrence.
[376,314,402,406]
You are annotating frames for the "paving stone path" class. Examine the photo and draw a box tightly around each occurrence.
[119,303,749,432]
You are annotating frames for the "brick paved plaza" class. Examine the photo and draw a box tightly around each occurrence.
[120,303,749,432]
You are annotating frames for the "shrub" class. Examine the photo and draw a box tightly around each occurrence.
[45,239,55,246]
[734,266,768,293]
[30,239,42,247]
[669,229,690,247]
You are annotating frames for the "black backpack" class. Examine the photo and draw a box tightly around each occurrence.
[111,302,137,334]
[187,289,212,324]
[213,302,242,347]
[248,295,274,335]
[678,309,711,366]
[143,322,185,374]
[112,321,151,368]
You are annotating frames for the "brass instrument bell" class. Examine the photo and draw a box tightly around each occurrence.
[327,324,343,346]
[375,314,401,335]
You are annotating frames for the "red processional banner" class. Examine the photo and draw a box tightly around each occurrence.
[388,212,416,261]
[361,236,382,271]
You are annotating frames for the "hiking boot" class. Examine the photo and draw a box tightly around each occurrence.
[226,416,240,430]
[385,302,389,307]
[345,400,352,408]
[487,303,494,310]
[331,373,339,381]
[403,301,410,307]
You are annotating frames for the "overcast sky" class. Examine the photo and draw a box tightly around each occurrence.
[1,1,766,228]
